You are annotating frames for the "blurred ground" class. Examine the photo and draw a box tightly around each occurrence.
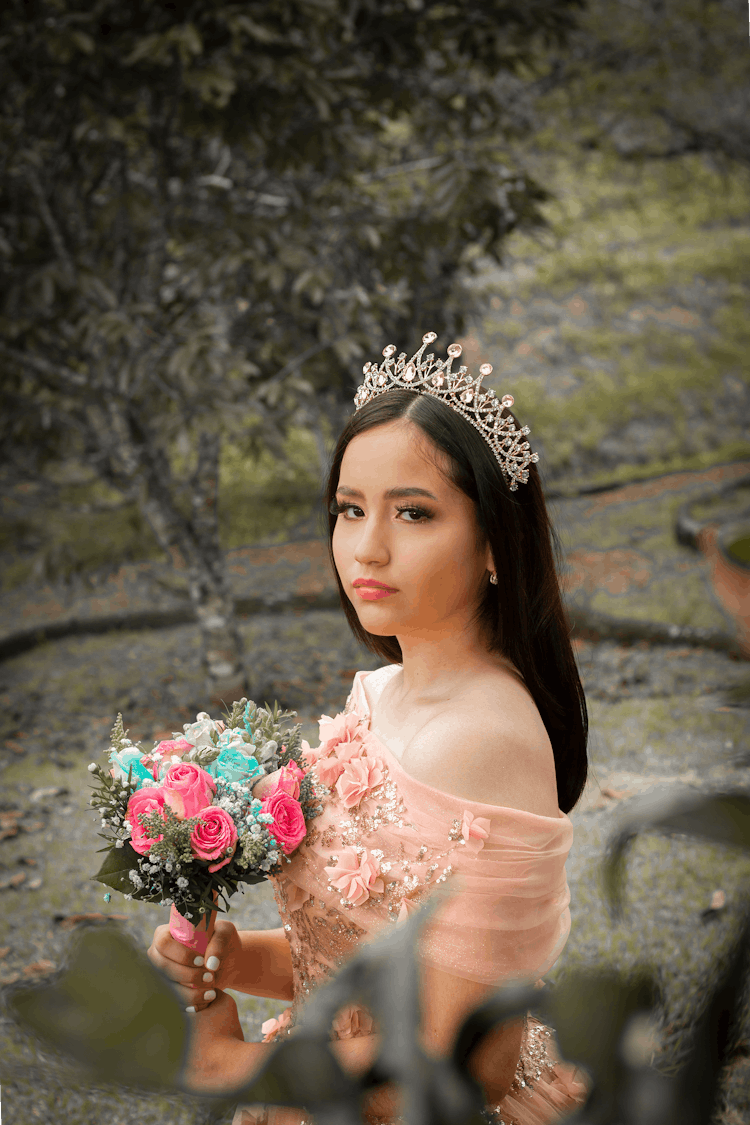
[1,462,750,1122]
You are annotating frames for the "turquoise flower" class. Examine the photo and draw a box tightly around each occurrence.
[206,745,264,786]
[108,747,156,790]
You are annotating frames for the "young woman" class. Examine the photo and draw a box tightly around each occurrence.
[148,336,590,1125]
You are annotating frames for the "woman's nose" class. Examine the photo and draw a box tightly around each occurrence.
[353,518,391,562]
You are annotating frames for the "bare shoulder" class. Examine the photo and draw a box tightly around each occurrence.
[401,676,559,818]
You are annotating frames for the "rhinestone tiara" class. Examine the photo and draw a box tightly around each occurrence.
[353,331,539,491]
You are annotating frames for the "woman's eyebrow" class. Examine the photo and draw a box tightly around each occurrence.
[336,485,438,501]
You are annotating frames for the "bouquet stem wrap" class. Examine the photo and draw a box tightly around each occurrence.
[169,900,217,954]
[169,889,219,959]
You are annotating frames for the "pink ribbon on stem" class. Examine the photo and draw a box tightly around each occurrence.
[169,889,219,989]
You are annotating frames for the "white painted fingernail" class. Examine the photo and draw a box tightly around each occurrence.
[203,989,216,1001]
[193,955,204,966]
[206,956,220,971]
[185,1006,196,1013]
[203,971,214,982]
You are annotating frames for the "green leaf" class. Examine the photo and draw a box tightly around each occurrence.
[122,33,172,68]
[603,789,750,919]
[7,926,187,1090]
[92,841,140,893]
[228,14,284,45]
[69,30,95,55]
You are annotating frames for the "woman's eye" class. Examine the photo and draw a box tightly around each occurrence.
[330,501,431,523]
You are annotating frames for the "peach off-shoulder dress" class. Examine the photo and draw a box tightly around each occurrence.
[233,665,589,1125]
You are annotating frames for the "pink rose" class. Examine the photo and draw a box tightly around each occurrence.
[334,756,385,809]
[156,737,193,759]
[262,789,307,855]
[261,1007,292,1043]
[141,738,193,778]
[126,787,168,855]
[190,806,238,873]
[461,810,491,853]
[275,762,306,800]
[331,1004,373,1040]
[161,761,216,820]
[324,846,384,906]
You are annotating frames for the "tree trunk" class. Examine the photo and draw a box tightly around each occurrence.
[188,430,248,706]
[100,400,248,707]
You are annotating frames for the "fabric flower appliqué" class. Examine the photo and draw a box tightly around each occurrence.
[324,846,384,906]
[284,879,311,913]
[335,755,385,809]
[318,710,365,749]
[261,1006,292,1042]
[461,810,491,853]
[313,711,370,787]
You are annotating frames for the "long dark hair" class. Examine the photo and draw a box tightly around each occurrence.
[323,389,588,813]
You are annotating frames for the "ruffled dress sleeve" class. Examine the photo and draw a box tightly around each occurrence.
[344,666,574,988]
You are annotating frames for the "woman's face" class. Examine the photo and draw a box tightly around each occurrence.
[332,420,494,646]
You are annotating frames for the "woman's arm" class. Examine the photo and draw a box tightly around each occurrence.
[224,928,294,1002]
[193,963,521,1117]
[419,963,523,1106]
[183,995,382,1099]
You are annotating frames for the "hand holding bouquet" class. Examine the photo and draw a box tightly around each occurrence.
[88,697,324,956]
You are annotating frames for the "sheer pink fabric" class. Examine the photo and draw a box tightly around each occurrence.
[233,665,589,1125]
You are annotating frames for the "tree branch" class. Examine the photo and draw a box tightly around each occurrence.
[265,334,349,388]
[0,341,89,388]
[25,167,76,282]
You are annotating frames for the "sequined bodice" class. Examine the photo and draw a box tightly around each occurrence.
[265,666,573,1064]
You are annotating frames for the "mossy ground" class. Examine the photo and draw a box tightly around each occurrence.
[1,616,750,1122]
[463,149,750,490]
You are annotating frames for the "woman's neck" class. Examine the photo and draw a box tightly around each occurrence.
[392,647,521,709]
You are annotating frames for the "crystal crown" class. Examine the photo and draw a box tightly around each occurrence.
[353,331,539,491]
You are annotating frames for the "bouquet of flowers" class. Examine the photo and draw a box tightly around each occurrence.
[88,697,324,955]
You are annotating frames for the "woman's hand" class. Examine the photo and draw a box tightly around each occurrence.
[180,988,247,1095]
[147,918,244,1011]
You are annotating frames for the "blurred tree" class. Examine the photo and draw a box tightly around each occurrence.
[529,0,750,166]
[0,0,581,700]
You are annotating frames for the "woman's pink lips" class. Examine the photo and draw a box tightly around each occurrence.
[355,586,397,600]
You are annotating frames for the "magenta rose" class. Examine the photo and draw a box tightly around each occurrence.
[262,789,307,855]
[161,761,216,820]
[190,806,238,873]
[126,787,168,855]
